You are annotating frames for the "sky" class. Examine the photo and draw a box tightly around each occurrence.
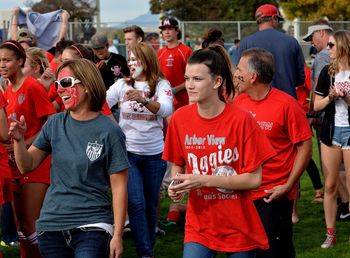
[0,0,151,22]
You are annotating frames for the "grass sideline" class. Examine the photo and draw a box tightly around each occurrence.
[2,139,350,257]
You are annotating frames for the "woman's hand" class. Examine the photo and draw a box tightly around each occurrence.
[125,89,146,104]
[8,115,27,142]
[168,174,204,195]
[39,68,55,91]
[328,86,338,102]
[109,235,123,258]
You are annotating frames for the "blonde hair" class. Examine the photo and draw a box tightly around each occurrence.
[125,42,163,98]
[56,59,106,112]
[25,47,49,74]
[329,30,350,76]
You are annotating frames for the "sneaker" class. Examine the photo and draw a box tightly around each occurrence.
[159,219,177,227]
[155,226,166,237]
[340,202,350,220]
[313,191,324,203]
[321,234,336,248]
[0,240,19,247]
[337,202,350,220]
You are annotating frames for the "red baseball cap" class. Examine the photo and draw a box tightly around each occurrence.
[255,4,284,22]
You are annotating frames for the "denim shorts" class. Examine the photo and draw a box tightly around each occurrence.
[332,126,350,149]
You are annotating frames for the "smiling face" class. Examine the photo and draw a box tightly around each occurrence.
[56,68,87,111]
[128,51,143,79]
[327,35,337,60]
[184,63,222,104]
[0,49,23,80]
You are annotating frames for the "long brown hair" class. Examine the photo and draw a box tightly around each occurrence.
[125,42,163,98]
[329,30,350,76]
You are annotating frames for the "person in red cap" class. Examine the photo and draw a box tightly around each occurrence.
[237,4,305,100]
[157,18,192,110]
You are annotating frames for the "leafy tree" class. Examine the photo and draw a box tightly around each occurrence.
[25,0,97,20]
[149,0,276,21]
[280,0,350,21]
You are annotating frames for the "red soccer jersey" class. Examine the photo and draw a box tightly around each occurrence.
[0,91,11,180]
[163,103,275,252]
[158,43,192,110]
[235,88,312,200]
[4,76,56,178]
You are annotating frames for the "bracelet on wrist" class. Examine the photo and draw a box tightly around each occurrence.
[142,98,150,106]
[172,88,177,95]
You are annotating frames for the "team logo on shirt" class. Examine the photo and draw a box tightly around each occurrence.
[86,141,103,161]
[166,54,174,67]
[212,166,237,193]
[18,94,25,105]
[111,65,121,77]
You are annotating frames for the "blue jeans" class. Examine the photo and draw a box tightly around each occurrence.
[37,228,111,258]
[127,152,167,257]
[183,242,256,258]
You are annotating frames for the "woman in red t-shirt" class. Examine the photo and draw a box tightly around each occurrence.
[0,40,56,258]
[163,45,275,257]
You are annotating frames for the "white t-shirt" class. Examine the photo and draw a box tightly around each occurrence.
[334,70,350,127]
[106,78,173,155]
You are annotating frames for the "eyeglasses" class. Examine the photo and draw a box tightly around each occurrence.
[327,42,335,49]
[55,77,81,89]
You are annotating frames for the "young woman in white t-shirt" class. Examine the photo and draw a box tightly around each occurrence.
[106,42,173,258]
[314,30,350,249]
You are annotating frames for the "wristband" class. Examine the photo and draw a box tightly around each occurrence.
[142,97,150,106]
[172,88,177,94]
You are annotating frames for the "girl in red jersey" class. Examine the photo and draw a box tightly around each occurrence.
[163,44,276,258]
[0,40,56,258]
[22,47,62,113]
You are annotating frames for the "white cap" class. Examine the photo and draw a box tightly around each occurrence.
[303,24,333,41]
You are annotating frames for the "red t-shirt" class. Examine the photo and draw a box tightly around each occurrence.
[49,59,60,73]
[235,88,312,200]
[4,76,56,178]
[296,66,312,113]
[158,43,192,110]
[0,91,11,179]
[163,103,275,252]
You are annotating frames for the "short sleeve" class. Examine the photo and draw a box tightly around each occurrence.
[285,100,313,144]
[162,114,186,166]
[33,118,52,153]
[315,65,331,97]
[106,125,129,175]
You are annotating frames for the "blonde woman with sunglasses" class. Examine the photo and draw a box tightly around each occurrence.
[314,30,350,248]
[9,58,129,258]
[0,40,56,258]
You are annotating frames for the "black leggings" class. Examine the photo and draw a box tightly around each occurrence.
[306,158,323,190]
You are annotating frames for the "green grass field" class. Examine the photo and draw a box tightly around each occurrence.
[2,138,350,257]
